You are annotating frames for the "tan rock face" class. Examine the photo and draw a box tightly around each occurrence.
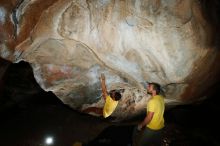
[0,0,220,120]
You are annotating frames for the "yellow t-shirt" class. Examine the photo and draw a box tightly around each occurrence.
[146,95,165,130]
[103,95,118,118]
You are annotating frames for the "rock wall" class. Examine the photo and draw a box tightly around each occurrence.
[0,0,220,120]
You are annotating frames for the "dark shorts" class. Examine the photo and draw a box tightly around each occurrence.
[133,126,164,146]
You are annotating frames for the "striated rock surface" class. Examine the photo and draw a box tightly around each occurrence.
[0,0,220,120]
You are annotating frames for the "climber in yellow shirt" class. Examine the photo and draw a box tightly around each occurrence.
[135,82,165,146]
[82,73,121,118]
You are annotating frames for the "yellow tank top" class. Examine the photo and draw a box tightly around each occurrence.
[147,95,165,130]
[103,95,118,118]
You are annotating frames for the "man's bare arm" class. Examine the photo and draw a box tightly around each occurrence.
[100,73,108,100]
[138,111,154,130]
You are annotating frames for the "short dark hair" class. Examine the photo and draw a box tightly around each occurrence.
[149,82,161,95]
[109,90,122,101]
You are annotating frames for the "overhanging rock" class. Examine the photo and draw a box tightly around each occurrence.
[0,0,220,120]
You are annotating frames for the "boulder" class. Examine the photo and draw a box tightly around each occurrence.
[0,0,220,120]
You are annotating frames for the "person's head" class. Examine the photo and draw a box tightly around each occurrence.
[109,90,122,101]
[147,82,161,95]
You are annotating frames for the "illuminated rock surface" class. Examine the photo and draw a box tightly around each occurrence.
[0,0,220,120]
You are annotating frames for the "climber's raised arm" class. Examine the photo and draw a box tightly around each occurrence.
[100,73,108,100]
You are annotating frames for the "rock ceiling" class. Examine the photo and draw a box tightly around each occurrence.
[0,0,220,120]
